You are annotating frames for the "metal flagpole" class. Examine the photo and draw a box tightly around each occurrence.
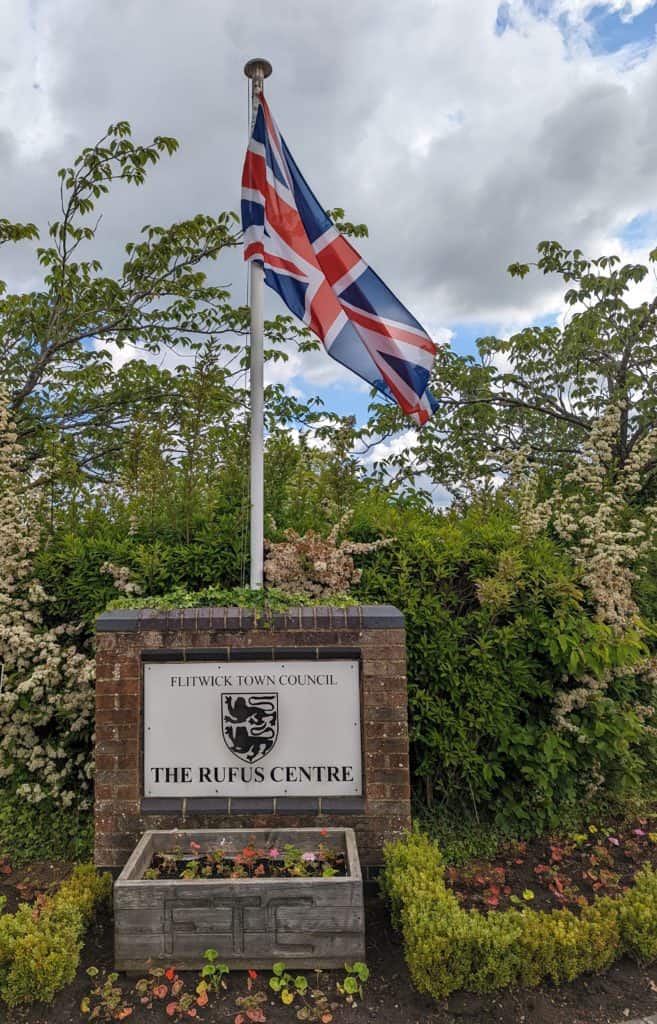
[244,58,272,589]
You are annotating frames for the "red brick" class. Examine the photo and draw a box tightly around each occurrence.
[101,682,138,699]
[366,800,411,818]
[363,682,407,703]
[96,724,139,744]
[386,784,411,800]
[95,769,136,787]
[117,785,140,801]
[362,660,407,678]
[385,753,409,770]
[95,740,128,757]
[95,693,119,710]
[364,707,403,723]
[117,753,139,771]
[104,708,140,724]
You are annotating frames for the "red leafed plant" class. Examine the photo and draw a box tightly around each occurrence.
[134,968,206,1019]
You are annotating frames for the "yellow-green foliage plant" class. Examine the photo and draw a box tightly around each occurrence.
[381,831,642,1001]
[619,865,657,963]
[0,864,111,1006]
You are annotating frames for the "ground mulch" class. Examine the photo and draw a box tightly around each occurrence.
[443,814,657,914]
[6,819,657,1024]
[2,888,657,1024]
[0,858,72,914]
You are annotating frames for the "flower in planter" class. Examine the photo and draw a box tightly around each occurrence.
[143,834,347,881]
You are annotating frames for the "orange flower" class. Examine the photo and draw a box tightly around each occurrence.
[165,967,176,981]
[247,968,258,980]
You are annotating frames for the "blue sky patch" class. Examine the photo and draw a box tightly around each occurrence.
[618,209,657,247]
[495,2,512,34]
[495,1,657,55]
[585,3,657,55]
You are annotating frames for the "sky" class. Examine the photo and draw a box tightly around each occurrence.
[1,0,657,440]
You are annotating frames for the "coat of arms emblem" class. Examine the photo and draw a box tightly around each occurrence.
[220,693,278,764]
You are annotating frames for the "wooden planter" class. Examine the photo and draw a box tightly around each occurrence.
[114,828,365,970]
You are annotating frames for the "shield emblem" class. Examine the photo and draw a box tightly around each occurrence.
[221,693,278,764]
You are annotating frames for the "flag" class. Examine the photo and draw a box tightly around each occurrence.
[241,93,438,426]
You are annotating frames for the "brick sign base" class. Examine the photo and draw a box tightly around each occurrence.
[94,605,411,879]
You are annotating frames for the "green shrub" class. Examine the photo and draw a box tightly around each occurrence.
[107,584,357,612]
[0,787,93,868]
[355,497,654,832]
[619,865,657,963]
[0,864,111,1006]
[381,831,648,1000]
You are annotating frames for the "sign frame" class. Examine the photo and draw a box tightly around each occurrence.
[142,656,363,799]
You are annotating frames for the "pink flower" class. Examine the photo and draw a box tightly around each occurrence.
[607,836,620,846]
[302,852,316,862]
[268,847,280,859]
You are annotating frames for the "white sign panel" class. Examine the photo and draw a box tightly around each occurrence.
[144,660,362,797]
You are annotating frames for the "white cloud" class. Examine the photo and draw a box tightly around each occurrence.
[1,0,657,411]
[93,337,138,372]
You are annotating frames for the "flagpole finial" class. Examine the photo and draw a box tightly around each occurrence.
[244,58,273,85]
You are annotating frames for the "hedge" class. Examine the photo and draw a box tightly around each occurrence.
[0,864,112,1006]
[381,831,657,1000]
[355,498,655,832]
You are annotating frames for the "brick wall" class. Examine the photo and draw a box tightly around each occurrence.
[94,605,411,877]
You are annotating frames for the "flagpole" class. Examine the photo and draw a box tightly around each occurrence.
[244,58,272,590]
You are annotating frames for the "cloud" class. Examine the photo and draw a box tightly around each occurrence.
[1,0,657,410]
[93,338,137,372]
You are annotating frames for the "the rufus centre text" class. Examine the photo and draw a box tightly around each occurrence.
[149,764,355,784]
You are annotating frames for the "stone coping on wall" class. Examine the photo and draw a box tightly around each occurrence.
[96,604,404,633]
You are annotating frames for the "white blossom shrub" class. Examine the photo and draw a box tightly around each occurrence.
[100,561,142,596]
[510,404,657,763]
[264,510,391,597]
[515,404,657,632]
[0,388,94,808]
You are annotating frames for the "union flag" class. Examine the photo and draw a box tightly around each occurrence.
[241,93,438,426]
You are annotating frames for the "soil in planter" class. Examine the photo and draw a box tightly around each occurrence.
[444,812,657,914]
[146,840,347,881]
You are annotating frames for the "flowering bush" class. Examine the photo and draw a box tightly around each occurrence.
[512,403,657,633]
[508,405,657,768]
[264,510,391,598]
[0,388,95,808]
